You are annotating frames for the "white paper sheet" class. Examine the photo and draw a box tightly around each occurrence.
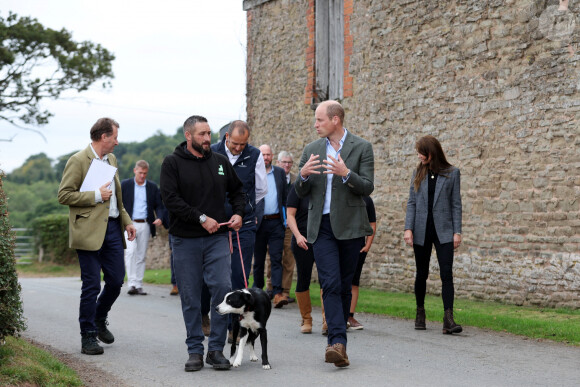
[80,159,118,192]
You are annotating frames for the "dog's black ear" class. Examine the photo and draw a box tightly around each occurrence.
[244,292,255,311]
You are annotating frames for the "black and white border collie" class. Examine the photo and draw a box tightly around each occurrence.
[216,288,272,370]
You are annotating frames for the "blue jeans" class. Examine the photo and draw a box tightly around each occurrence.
[172,234,231,355]
[312,215,364,347]
[200,225,256,317]
[252,219,285,295]
[77,218,125,334]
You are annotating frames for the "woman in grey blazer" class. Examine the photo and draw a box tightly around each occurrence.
[404,135,463,334]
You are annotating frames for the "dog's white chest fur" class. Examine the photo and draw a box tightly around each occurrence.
[240,312,261,332]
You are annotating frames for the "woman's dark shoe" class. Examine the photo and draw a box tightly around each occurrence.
[415,306,426,330]
[442,308,463,334]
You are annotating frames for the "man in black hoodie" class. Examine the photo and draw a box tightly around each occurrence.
[160,115,245,372]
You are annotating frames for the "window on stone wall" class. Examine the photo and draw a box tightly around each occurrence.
[316,0,344,101]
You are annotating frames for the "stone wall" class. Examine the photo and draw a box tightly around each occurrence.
[245,0,580,308]
[145,227,171,270]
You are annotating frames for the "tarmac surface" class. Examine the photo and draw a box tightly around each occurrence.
[20,277,580,387]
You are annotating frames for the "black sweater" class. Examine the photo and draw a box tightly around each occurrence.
[160,141,245,238]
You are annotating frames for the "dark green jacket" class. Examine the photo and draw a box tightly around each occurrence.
[295,131,374,243]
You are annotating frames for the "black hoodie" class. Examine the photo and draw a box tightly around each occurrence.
[160,141,245,238]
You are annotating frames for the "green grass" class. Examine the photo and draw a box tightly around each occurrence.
[145,268,580,345]
[0,336,83,387]
[17,261,80,277]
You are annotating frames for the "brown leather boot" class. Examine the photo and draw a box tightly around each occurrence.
[442,308,463,334]
[273,293,288,308]
[296,290,312,333]
[325,343,350,367]
[415,306,426,330]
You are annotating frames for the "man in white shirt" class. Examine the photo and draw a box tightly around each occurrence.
[121,160,166,296]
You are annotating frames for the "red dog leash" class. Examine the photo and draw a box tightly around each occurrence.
[219,222,248,289]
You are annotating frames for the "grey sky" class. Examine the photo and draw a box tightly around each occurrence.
[0,0,247,173]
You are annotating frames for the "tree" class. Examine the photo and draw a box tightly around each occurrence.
[0,12,115,137]
[6,153,56,184]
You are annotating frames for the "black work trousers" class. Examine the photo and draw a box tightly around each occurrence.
[413,221,455,310]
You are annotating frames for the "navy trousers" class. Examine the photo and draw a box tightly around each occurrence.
[231,226,256,290]
[252,218,285,295]
[312,215,364,347]
[77,217,125,334]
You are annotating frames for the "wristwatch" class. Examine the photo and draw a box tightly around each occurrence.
[199,214,207,224]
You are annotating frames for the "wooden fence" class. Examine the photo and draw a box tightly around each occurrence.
[12,228,35,264]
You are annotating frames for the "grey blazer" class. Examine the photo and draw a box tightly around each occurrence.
[296,131,374,243]
[404,167,462,246]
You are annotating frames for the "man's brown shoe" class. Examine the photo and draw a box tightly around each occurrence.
[325,343,350,367]
[170,285,178,296]
[273,293,288,309]
[348,316,364,330]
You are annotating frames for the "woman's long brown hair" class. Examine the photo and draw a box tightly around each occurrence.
[413,135,453,192]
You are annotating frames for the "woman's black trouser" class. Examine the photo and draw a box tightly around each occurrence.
[413,222,455,310]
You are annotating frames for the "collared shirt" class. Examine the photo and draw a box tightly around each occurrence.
[323,128,349,215]
[225,146,268,203]
[132,179,148,220]
[264,167,279,215]
[90,144,119,218]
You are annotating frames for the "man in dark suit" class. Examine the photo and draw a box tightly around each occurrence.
[265,150,296,301]
[295,100,374,367]
[121,160,166,296]
[253,144,288,308]
[277,151,297,302]
[58,117,136,355]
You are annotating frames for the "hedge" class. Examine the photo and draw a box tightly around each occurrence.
[0,174,26,341]
[31,214,76,265]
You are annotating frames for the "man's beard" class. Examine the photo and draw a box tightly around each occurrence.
[192,140,211,156]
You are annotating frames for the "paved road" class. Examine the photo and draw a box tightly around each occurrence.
[20,277,579,387]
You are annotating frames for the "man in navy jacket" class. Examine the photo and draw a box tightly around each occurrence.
[121,160,166,295]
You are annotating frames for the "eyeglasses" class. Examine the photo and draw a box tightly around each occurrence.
[279,161,293,165]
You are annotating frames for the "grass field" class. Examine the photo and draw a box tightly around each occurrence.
[0,337,83,386]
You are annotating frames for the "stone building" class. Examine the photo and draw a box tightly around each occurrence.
[243,0,580,308]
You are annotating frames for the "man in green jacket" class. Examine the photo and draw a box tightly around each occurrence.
[58,117,136,355]
[295,100,374,368]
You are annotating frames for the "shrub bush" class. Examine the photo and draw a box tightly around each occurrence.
[31,214,76,264]
[0,174,26,341]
